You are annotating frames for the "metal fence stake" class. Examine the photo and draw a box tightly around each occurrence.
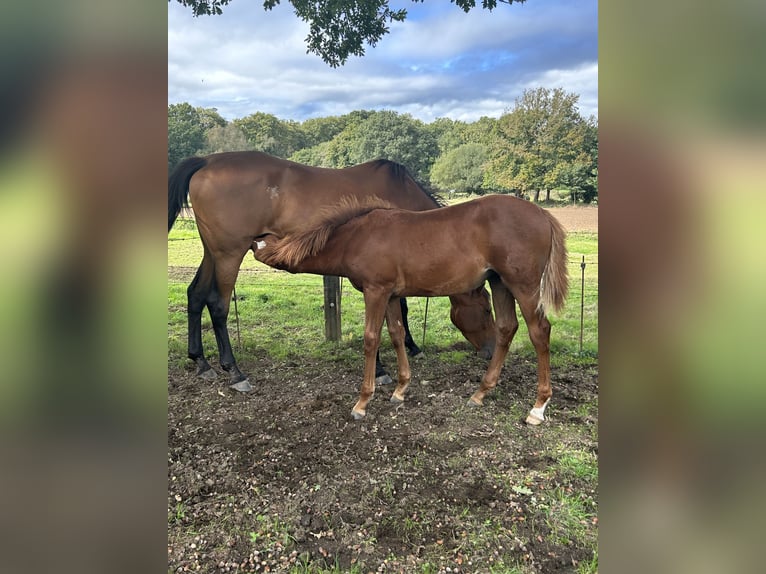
[233,284,242,350]
[579,255,586,354]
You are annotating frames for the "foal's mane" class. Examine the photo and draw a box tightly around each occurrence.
[258,196,394,268]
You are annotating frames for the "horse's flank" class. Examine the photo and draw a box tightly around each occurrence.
[256,196,394,268]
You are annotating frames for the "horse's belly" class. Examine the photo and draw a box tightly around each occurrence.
[398,261,487,297]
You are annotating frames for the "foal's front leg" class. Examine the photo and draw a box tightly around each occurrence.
[351,289,390,420]
[385,298,411,404]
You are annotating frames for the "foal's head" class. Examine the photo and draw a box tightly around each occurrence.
[450,286,496,359]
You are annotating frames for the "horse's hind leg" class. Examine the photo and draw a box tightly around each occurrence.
[515,293,553,425]
[400,298,423,357]
[208,251,250,391]
[187,252,217,380]
[375,352,393,386]
[469,276,518,406]
[385,299,411,404]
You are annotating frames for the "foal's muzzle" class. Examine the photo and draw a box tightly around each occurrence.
[477,343,494,360]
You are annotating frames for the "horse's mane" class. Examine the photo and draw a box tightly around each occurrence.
[257,196,394,268]
[369,159,446,207]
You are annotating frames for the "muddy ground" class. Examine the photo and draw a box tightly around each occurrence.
[168,345,598,574]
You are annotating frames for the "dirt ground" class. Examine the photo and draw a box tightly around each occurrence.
[544,206,598,233]
[168,351,597,573]
[168,205,598,573]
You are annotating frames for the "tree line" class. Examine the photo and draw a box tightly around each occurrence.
[168,87,597,203]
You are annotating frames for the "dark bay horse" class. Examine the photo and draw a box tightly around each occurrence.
[168,151,496,390]
[255,194,569,424]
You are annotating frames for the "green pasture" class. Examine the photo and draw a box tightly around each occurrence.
[168,220,598,368]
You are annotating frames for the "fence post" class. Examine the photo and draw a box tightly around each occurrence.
[579,256,586,354]
[323,275,341,342]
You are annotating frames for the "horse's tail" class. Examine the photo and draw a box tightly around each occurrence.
[168,156,208,232]
[537,211,569,315]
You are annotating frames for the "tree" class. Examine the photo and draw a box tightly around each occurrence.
[425,117,465,154]
[326,110,438,181]
[233,112,306,158]
[168,103,206,169]
[195,107,227,132]
[486,87,590,202]
[289,141,333,167]
[553,117,598,203]
[579,118,598,203]
[172,0,527,67]
[300,116,347,148]
[461,115,497,146]
[430,142,489,194]
[203,123,253,154]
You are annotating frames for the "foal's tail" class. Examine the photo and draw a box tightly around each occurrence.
[168,156,208,232]
[537,211,569,315]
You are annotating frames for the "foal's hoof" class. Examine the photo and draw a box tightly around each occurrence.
[197,368,218,381]
[525,413,544,426]
[467,398,483,408]
[390,395,404,404]
[351,410,366,421]
[525,401,549,425]
[375,374,393,386]
[229,380,253,393]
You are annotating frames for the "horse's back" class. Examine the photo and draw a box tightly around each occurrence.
[190,151,304,197]
[188,152,437,240]
[378,194,557,286]
[473,194,555,255]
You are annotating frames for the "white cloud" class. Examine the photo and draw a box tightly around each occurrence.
[168,0,597,123]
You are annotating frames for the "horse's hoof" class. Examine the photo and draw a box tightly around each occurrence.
[525,413,544,426]
[375,374,393,386]
[525,401,549,425]
[409,351,424,360]
[351,410,366,420]
[390,395,404,404]
[467,398,482,408]
[229,380,253,393]
[198,368,218,381]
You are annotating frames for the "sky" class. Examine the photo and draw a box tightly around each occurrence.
[168,0,597,124]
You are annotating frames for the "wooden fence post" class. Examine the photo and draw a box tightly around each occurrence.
[323,275,341,341]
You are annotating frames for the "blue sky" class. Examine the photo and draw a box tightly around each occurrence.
[168,0,597,123]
